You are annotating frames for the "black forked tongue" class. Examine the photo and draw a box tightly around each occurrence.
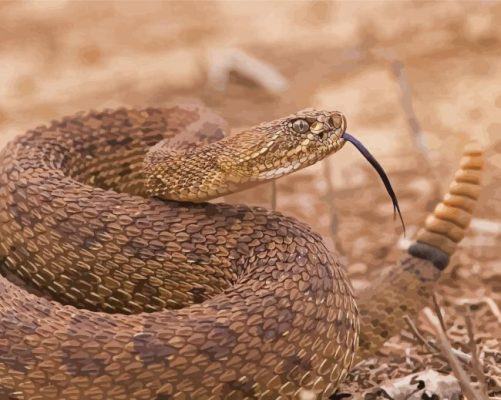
[342,132,406,235]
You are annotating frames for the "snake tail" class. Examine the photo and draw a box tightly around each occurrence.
[356,142,483,358]
[409,141,483,267]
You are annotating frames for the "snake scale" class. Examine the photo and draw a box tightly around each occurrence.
[0,104,483,399]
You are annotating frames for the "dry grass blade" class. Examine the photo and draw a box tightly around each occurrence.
[271,180,277,211]
[465,313,489,398]
[403,314,439,355]
[322,160,342,252]
[482,297,501,324]
[453,296,501,324]
[432,294,447,333]
[388,59,428,158]
[384,55,442,205]
[423,307,488,400]
[401,330,472,364]
[403,314,475,369]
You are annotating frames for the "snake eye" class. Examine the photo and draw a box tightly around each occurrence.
[292,119,309,134]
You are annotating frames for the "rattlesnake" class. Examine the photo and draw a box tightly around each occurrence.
[0,104,483,399]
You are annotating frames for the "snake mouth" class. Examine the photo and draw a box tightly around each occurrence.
[342,132,405,234]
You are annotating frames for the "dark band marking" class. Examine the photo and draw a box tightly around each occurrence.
[0,385,21,400]
[80,143,98,157]
[61,314,108,377]
[408,242,449,270]
[133,332,176,366]
[190,287,206,304]
[223,378,257,398]
[199,323,238,361]
[106,136,134,147]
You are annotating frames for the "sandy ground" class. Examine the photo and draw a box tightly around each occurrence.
[0,1,500,398]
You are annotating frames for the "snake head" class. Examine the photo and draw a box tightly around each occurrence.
[145,109,346,202]
[145,106,404,228]
[221,110,405,233]
[221,109,347,183]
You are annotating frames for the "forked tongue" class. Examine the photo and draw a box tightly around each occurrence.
[342,132,406,235]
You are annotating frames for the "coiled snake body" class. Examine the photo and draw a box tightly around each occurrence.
[0,105,483,399]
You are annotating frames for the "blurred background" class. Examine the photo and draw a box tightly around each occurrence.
[0,1,499,397]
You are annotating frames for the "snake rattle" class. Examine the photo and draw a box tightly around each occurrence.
[0,105,483,399]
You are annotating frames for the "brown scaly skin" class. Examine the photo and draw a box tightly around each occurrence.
[0,104,482,399]
[144,108,346,201]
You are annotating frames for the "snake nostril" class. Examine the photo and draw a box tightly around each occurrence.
[330,115,343,129]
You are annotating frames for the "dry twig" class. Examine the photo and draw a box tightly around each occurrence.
[423,307,487,400]
[465,313,489,398]
[388,60,428,159]
[432,294,448,334]
[453,296,501,324]
[401,330,472,364]
[403,315,439,356]
[207,48,288,94]
[470,218,501,235]
[381,54,442,203]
